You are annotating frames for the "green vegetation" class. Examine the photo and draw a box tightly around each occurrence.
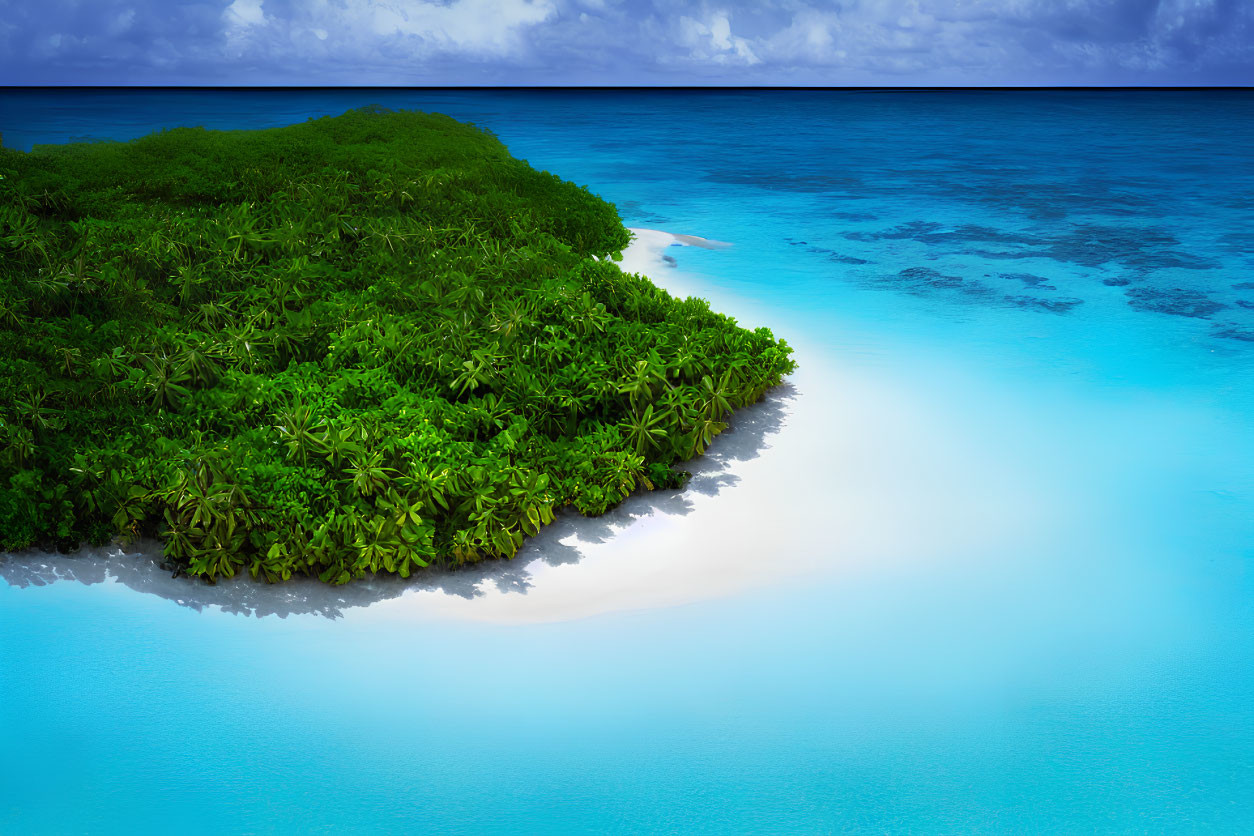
[0,107,795,584]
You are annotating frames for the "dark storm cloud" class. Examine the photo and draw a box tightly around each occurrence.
[1,0,1251,85]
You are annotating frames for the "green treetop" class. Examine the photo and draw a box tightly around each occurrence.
[0,106,794,584]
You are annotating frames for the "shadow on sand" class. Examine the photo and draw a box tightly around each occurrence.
[0,384,797,619]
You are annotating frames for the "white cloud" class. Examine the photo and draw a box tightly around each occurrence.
[4,0,1252,84]
[677,10,759,65]
[214,0,558,66]
[224,0,267,28]
[108,8,136,37]
[756,1,1038,79]
[222,0,269,59]
[341,0,556,57]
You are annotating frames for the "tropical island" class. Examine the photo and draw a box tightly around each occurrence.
[0,107,794,585]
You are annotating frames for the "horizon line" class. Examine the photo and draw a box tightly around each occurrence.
[2,84,1252,92]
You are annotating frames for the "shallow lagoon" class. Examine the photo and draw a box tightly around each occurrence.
[2,90,1252,832]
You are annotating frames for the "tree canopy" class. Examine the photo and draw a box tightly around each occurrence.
[0,107,795,584]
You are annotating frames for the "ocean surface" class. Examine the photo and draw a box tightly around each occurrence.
[2,89,1252,833]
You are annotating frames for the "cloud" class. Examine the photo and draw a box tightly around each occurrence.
[0,0,1251,84]
[107,8,138,37]
[358,0,557,56]
[210,0,560,70]
[676,11,760,66]
[224,0,266,28]
[753,0,1254,82]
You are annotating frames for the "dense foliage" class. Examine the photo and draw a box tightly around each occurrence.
[0,107,795,584]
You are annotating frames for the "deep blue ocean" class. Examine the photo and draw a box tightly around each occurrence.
[2,89,1252,833]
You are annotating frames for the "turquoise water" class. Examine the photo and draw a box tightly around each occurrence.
[2,90,1253,833]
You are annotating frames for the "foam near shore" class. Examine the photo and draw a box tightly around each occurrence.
[628,227,732,251]
[615,227,733,302]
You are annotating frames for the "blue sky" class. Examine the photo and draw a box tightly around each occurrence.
[1,0,1251,85]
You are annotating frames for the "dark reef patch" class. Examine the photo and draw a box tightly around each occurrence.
[884,267,994,297]
[999,272,1055,289]
[844,221,1037,247]
[1219,231,1254,258]
[920,175,1168,221]
[1002,295,1084,314]
[1044,225,1183,268]
[864,267,1083,314]
[980,225,1216,271]
[1125,287,1228,319]
[1212,326,1254,343]
[848,220,1214,275]
[1233,282,1254,290]
[785,237,871,265]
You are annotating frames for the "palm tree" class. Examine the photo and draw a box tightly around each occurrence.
[621,404,668,457]
[275,404,328,464]
[349,451,395,497]
[699,373,733,422]
[138,354,192,410]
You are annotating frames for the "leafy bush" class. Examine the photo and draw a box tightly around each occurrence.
[0,106,794,584]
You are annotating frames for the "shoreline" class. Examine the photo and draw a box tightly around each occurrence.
[0,226,811,622]
[628,227,732,251]
[6,218,1176,626]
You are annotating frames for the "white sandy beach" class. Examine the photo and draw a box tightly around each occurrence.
[347,228,1105,622]
[1,227,1153,625]
[386,227,1204,623]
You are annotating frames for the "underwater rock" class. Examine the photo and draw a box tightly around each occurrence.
[999,272,1055,288]
[1003,295,1084,314]
[1219,231,1254,257]
[1212,326,1254,342]
[932,174,1166,221]
[887,266,994,297]
[854,220,1214,275]
[1125,286,1227,318]
[844,221,1038,247]
[784,237,870,265]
